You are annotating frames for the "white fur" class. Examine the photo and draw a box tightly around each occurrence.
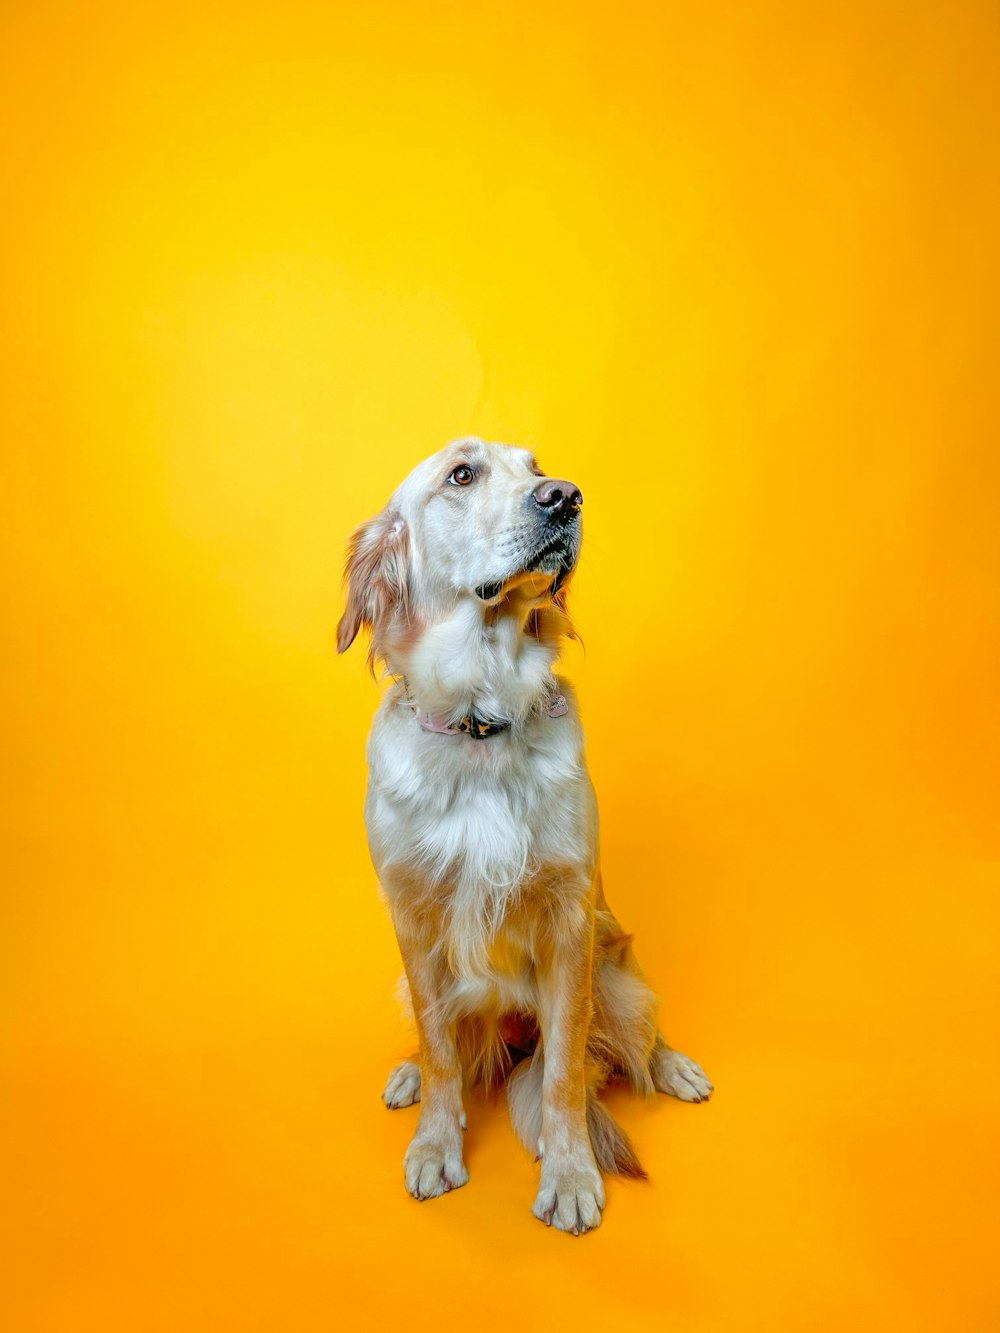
[651,1047,714,1102]
[367,678,591,976]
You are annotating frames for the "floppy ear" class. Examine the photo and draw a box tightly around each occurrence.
[336,509,411,656]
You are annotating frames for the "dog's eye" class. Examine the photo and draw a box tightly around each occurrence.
[449,465,476,487]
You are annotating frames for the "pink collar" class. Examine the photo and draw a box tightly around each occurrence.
[415,690,568,738]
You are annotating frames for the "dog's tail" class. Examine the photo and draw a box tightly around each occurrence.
[506,1050,647,1180]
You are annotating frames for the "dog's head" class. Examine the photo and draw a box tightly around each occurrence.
[337,438,583,665]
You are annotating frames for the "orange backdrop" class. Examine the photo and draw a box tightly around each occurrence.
[2,3,999,1330]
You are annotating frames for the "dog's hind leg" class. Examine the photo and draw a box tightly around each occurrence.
[590,914,714,1104]
[650,1032,713,1102]
[383,1059,421,1109]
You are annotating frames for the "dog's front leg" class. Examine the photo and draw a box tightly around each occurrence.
[393,922,468,1201]
[533,891,605,1234]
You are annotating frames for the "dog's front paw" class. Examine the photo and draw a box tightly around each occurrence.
[652,1048,714,1102]
[533,1154,605,1235]
[383,1060,421,1109]
[403,1128,468,1200]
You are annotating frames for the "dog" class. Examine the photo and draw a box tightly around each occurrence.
[337,438,712,1234]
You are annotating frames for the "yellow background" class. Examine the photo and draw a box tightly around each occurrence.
[2,2,999,1329]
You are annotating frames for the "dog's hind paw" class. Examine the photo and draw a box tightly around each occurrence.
[652,1046,713,1102]
[383,1060,422,1109]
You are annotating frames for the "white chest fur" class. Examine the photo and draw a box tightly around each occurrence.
[365,682,594,976]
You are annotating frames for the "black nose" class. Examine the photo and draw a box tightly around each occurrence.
[533,478,583,522]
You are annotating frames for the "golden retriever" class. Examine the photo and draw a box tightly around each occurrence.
[338,437,712,1234]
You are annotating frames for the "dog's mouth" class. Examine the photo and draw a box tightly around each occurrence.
[475,532,578,602]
